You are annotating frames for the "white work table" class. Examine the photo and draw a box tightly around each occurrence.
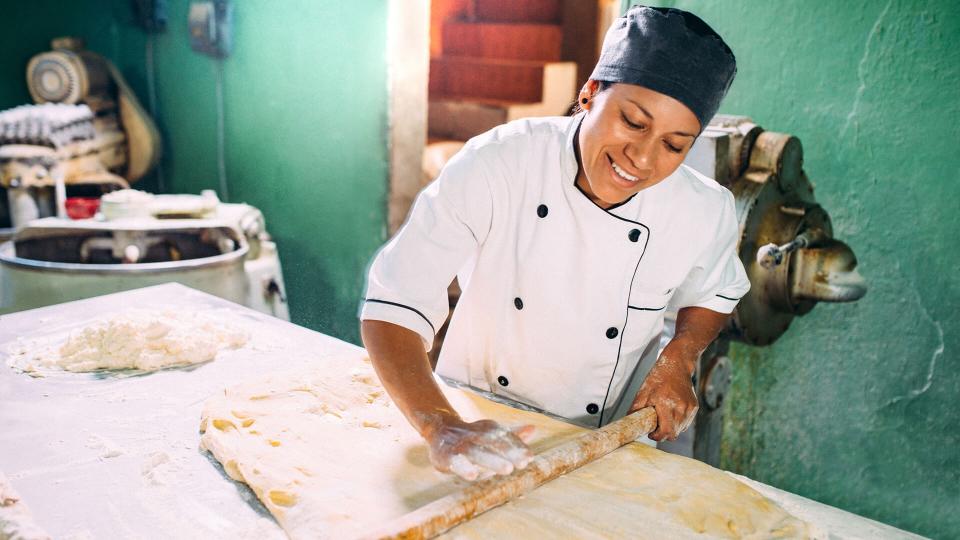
[0,284,922,539]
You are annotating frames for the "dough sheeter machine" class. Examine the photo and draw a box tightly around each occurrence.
[0,284,918,539]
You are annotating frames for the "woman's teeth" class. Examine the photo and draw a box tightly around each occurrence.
[612,161,639,182]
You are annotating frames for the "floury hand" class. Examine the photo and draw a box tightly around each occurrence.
[423,417,535,481]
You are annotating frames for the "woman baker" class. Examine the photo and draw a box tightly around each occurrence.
[360,5,749,481]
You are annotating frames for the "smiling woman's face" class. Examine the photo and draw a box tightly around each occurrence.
[575,81,701,208]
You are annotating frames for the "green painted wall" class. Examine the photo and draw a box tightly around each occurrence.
[1,0,390,343]
[624,1,958,538]
[6,0,958,537]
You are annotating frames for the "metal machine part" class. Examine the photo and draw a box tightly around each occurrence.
[26,36,163,183]
[687,116,867,346]
[690,348,733,466]
[665,116,868,465]
[0,38,162,230]
[27,38,112,105]
[0,202,289,320]
[27,37,161,183]
[756,232,814,269]
[702,355,732,411]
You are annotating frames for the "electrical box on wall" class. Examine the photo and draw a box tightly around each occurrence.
[133,0,168,32]
[189,0,232,58]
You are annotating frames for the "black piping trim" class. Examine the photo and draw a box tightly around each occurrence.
[715,293,742,301]
[598,222,651,427]
[606,194,636,211]
[574,179,637,212]
[568,115,655,426]
[569,121,641,219]
[628,305,666,311]
[364,298,436,335]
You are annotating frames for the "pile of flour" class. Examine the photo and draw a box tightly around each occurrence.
[10,309,248,373]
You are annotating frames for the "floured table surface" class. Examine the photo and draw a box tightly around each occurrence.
[0,284,922,540]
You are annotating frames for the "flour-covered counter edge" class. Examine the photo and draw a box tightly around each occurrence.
[0,472,51,540]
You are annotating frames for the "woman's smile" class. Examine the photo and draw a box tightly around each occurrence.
[607,154,644,189]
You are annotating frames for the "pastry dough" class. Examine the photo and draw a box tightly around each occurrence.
[199,352,818,539]
[6,309,247,373]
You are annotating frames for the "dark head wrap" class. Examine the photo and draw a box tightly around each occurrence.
[589,5,737,131]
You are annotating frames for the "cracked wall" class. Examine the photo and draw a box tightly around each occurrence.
[626,1,959,537]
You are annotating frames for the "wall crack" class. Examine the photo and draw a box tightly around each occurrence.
[885,283,944,406]
[841,0,892,140]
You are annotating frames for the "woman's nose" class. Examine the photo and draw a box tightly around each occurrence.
[624,139,655,176]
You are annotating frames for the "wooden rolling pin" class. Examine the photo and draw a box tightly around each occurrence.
[362,407,658,540]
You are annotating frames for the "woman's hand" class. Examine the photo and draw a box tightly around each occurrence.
[629,352,698,442]
[423,416,535,481]
[631,306,730,441]
[362,321,534,481]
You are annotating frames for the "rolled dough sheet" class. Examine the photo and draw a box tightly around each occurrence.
[199,352,818,539]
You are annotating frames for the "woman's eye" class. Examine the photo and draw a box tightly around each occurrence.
[621,112,645,130]
[664,142,683,153]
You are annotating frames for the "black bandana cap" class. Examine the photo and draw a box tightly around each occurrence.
[589,5,737,132]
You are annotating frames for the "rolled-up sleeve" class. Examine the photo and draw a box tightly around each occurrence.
[360,145,494,350]
[670,190,750,314]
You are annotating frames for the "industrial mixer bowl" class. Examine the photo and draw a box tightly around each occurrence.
[0,210,288,320]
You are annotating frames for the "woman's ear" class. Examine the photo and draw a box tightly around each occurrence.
[577,80,602,110]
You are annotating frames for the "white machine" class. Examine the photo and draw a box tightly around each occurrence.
[0,38,288,319]
[0,191,288,319]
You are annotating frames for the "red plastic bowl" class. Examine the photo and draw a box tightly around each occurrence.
[65,197,101,219]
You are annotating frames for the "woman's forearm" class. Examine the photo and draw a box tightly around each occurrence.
[630,306,729,440]
[360,319,461,438]
[662,306,730,372]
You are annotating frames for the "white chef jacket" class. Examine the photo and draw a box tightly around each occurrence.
[360,114,750,428]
